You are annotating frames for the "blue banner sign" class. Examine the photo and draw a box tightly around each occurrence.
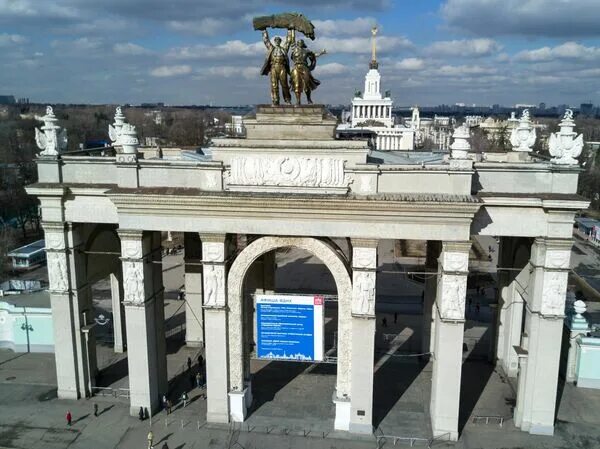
[256,294,324,361]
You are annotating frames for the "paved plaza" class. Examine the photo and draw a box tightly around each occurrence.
[1,243,600,448]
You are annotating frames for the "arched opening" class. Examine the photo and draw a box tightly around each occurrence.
[227,237,352,431]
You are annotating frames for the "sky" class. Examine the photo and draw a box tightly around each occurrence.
[1,0,600,107]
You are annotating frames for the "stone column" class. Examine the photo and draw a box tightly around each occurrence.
[110,271,126,353]
[430,241,470,441]
[201,234,231,423]
[422,241,440,354]
[514,238,572,436]
[184,232,204,348]
[119,230,167,416]
[348,239,378,434]
[44,222,95,399]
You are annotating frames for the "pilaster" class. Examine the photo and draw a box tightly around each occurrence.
[514,237,572,436]
[119,229,166,416]
[110,271,126,353]
[422,241,440,354]
[347,238,377,434]
[201,233,231,424]
[430,241,470,442]
[184,232,204,348]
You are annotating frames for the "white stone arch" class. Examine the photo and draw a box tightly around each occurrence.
[227,236,353,398]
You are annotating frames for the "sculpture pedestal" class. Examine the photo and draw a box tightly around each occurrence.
[211,105,369,194]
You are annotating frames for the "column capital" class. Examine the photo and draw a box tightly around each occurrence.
[351,238,378,249]
[441,240,471,253]
[117,229,144,241]
[439,241,471,274]
[42,221,66,232]
[531,238,572,270]
[199,233,227,243]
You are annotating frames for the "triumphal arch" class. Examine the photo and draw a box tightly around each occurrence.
[27,16,589,442]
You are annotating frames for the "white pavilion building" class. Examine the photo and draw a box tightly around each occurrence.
[339,27,415,151]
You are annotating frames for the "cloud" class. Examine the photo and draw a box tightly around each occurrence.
[150,65,192,77]
[314,62,347,75]
[441,0,600,37]
[113,42,153,56]
[167,40,264,60]
[425,38,502,57]
[437,65,497,76]
[167,16,247,36]
[395,58,425,71]
[515,42,600,62]
[0,33,27,46]
[315,35,412,54]
[313,17,376,36]
[197,66,257,79]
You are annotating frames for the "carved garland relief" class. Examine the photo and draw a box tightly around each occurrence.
[228,156,349,188]
[353,247,377,269]
[442,251,469,272]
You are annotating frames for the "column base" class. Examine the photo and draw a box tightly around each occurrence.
[207,411,230,424]
[229,389,248,422]
[114,344,125,354]
[432,429,458,442]
[57,389,79,400]
[185,340,204,348]
[348,422,373,435]
[333,394,351,431]
[528,423,554,436]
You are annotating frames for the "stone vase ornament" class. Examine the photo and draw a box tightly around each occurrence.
[549,109,584,165]
[510,109,536,152]
[35,106,68,157]
[108,106,127,145]
[450,124,470,159]
[118,123,140,154]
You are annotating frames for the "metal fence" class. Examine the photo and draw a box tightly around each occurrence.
[91,386,130,399]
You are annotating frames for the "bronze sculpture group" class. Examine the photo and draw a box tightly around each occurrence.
[254,13,326,106]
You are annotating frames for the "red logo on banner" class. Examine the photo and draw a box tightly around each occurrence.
[314,295,324,305]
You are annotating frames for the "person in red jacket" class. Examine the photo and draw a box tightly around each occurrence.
[66,410,72,426]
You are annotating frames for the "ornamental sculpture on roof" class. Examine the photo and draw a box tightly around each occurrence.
[35,106,68,157]
[549,109,584,165]
[254,12,326,105]
[510,109,536,152]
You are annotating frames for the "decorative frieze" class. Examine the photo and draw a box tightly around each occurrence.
[352,270,376,316]
[353,247,377,269]
[438,274,467,320]
[203,264,225,307]
[203,241,225,263]
[123,261,145,305]
[540,271,568,316]
[227,156,350,189]
[47,251,69,293]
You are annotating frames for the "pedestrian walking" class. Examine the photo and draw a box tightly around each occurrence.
[187,356,192,371]
[162,394,168,411]
[182,391,189,408]
[167,399,172,415]
[382,317,387,328]
[394,312,398,324]
[196,371,202,388]
[147,430,154,449]
[161,443,169,449]
[66,410,72,426]
[139,406,145,421]
[476,302,481,316]
[93,403,98,417]
[198,354,204,369]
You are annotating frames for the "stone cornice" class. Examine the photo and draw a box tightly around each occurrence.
[106,189,481,223]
